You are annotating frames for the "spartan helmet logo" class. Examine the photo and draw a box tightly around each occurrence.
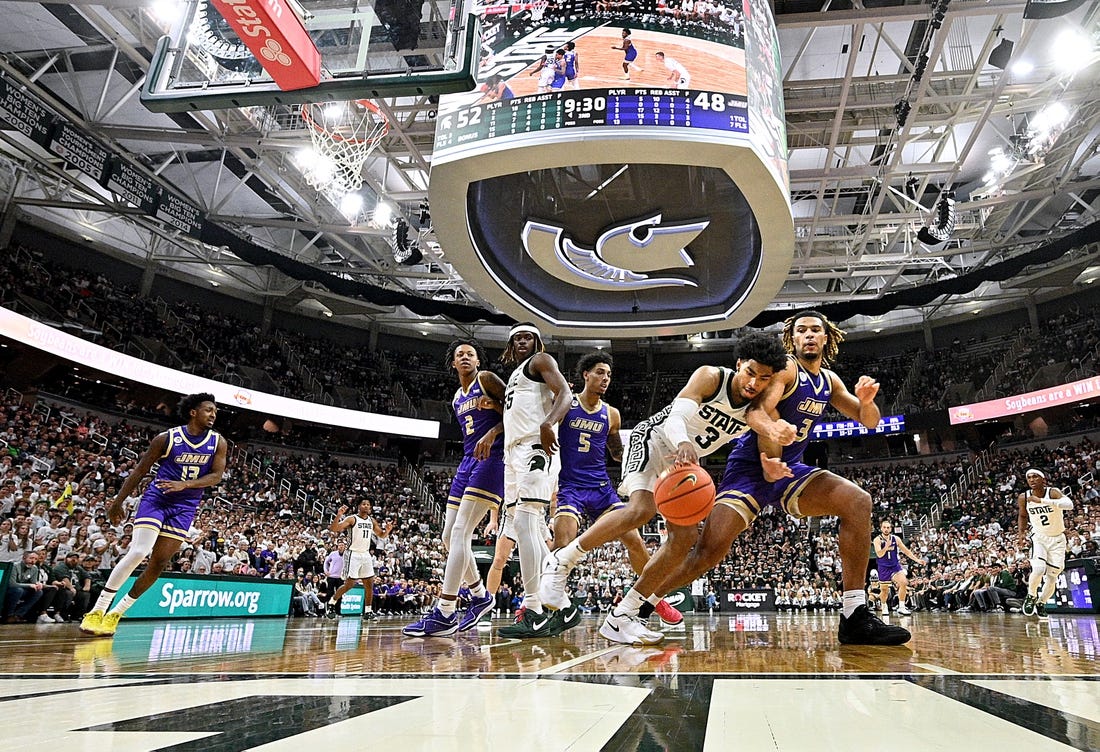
[521,214,708,290]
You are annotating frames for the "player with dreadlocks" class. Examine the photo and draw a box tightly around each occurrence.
[694,310,911,645]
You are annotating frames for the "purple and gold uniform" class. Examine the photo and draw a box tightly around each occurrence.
[876,536,904,581]
[447,374,505,510]
[557,397,623,524]
[716,358,831,523]
[133,426,220,542]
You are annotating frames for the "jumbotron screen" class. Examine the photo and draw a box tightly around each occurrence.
[435,1,776,156]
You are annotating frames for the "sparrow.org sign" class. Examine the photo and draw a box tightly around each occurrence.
[112,574,292,619]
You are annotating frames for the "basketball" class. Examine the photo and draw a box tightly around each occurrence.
[654,463,715,526]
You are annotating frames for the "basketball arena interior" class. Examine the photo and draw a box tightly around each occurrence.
[1,0,1099,749]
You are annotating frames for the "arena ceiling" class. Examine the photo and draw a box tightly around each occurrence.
[1,0,1099,343]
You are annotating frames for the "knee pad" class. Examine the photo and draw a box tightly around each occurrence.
[1030,559,1047,579]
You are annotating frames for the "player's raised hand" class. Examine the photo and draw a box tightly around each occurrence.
[336,504,348,516]
[854,375,879,403]
[760,452,794,482]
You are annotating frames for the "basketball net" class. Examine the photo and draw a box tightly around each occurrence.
[299,100,389,196]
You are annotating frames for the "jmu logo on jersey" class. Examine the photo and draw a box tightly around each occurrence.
[521,214,708,291]
[795,398,827,416]
[568,417,605,432]
[698,403,745,432]
[175,452,211,464]
[455,395,480,415]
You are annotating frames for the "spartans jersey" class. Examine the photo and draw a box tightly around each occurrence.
[631,367,750,466]
[1027,487,1067,537]
[347,514,375,553]
[504,356,557,449]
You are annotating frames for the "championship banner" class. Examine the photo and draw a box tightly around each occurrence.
[948,373,1100,425]
[720,587,775,612]
[108,573,293,619]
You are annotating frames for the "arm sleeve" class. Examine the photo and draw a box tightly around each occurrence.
[1053,497,1074,510]
[663,397,698,446]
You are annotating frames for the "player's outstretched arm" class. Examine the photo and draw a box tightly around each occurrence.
[896,537,926,564]
[1016,493,1029,547]
[329,505,355,533]
[746,360,797,450]
[665,365,721,465]
[827,372,881,429]
[107,431,169,525]
[607,406,623,463]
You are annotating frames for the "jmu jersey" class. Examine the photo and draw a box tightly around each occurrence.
[643,367,751,460]
[559,398,610,486]
[877,536,901,567]
[147,426,220,505]
[1027,487,1067,537]
[728,359,832,465]
[453,374,504,459]
[347,514,375,553]
[564,50,578,77]
[504,356,556,448]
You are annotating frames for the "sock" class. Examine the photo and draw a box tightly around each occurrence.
[92,587,117,614]
[556,540,587,568]
[841,590,865,619]
[471,582,487,598]
[363,605,373,613]
[639,602,656,619]
[614,588,646,617]
[109,594,137,616]
[438,599,457,616]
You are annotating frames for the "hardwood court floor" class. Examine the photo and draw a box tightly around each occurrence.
[2,611,1097,750]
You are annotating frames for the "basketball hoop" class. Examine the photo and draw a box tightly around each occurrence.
[299,99,390,195]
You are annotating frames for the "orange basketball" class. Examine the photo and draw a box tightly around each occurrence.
[654,463,715,526]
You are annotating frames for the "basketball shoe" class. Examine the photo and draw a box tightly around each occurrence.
[95,612,122,637]
[1037,603,1049,620]
[895,603,912,616]
[600,611,664,646]
[550,603,581,636]
[654,600,684,628]
[79,610,104,635]
[457,592,495,632]
[402,606,458,637]
[539,553,573,610]
[1022,595,1037,617]
[837,605,911,646]
[499,608,556,638]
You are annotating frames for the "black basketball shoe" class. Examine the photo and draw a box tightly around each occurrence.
[838,604,912,646]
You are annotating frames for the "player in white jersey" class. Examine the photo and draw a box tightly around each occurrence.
[497,322,573,639]
[540,332,793,645]
[1017,469,1073,618]
[529,45,558,92]
[655,52,690,89]
[329,499,393,620]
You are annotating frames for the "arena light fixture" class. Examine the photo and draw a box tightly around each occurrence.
[374,202,393,227]
[1011,59,1035,76]
[339,192,363,218]
[1053,28,1094,72]
[917,191,956,246]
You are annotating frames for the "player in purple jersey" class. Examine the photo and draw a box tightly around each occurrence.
[656,311,912,646]
[80,393,226,637]
[405,340,506,637]
[550,351,681,631]
[873,519,925,616]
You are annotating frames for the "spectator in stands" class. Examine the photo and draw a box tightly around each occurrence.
[3,550,46,622]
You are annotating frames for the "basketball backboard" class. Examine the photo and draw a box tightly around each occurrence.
[141,0,482,112]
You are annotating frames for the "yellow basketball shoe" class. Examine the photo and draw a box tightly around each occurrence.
[96,612,122,636]
[79,610,104,635]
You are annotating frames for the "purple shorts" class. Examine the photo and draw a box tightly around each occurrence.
[555,483,624,525]
[133,491,199,542]
[447,453,505,509]
[877,562,904,581]
[714,459,826,524]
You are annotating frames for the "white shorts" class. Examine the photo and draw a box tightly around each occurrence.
[619,421,677,497]
[1031,532,1067,571]
[343,550,375,580]
[539,69,554,87]
[505,443,558,504]
[676,74,690,89]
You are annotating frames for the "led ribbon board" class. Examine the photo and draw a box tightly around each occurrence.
[429,0,792,337]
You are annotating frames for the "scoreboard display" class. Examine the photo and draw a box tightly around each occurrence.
[434,89,748,150]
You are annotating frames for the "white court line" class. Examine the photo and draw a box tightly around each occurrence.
[481,638,523,650]
[913,663,962,674]
[539,646,621,675]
